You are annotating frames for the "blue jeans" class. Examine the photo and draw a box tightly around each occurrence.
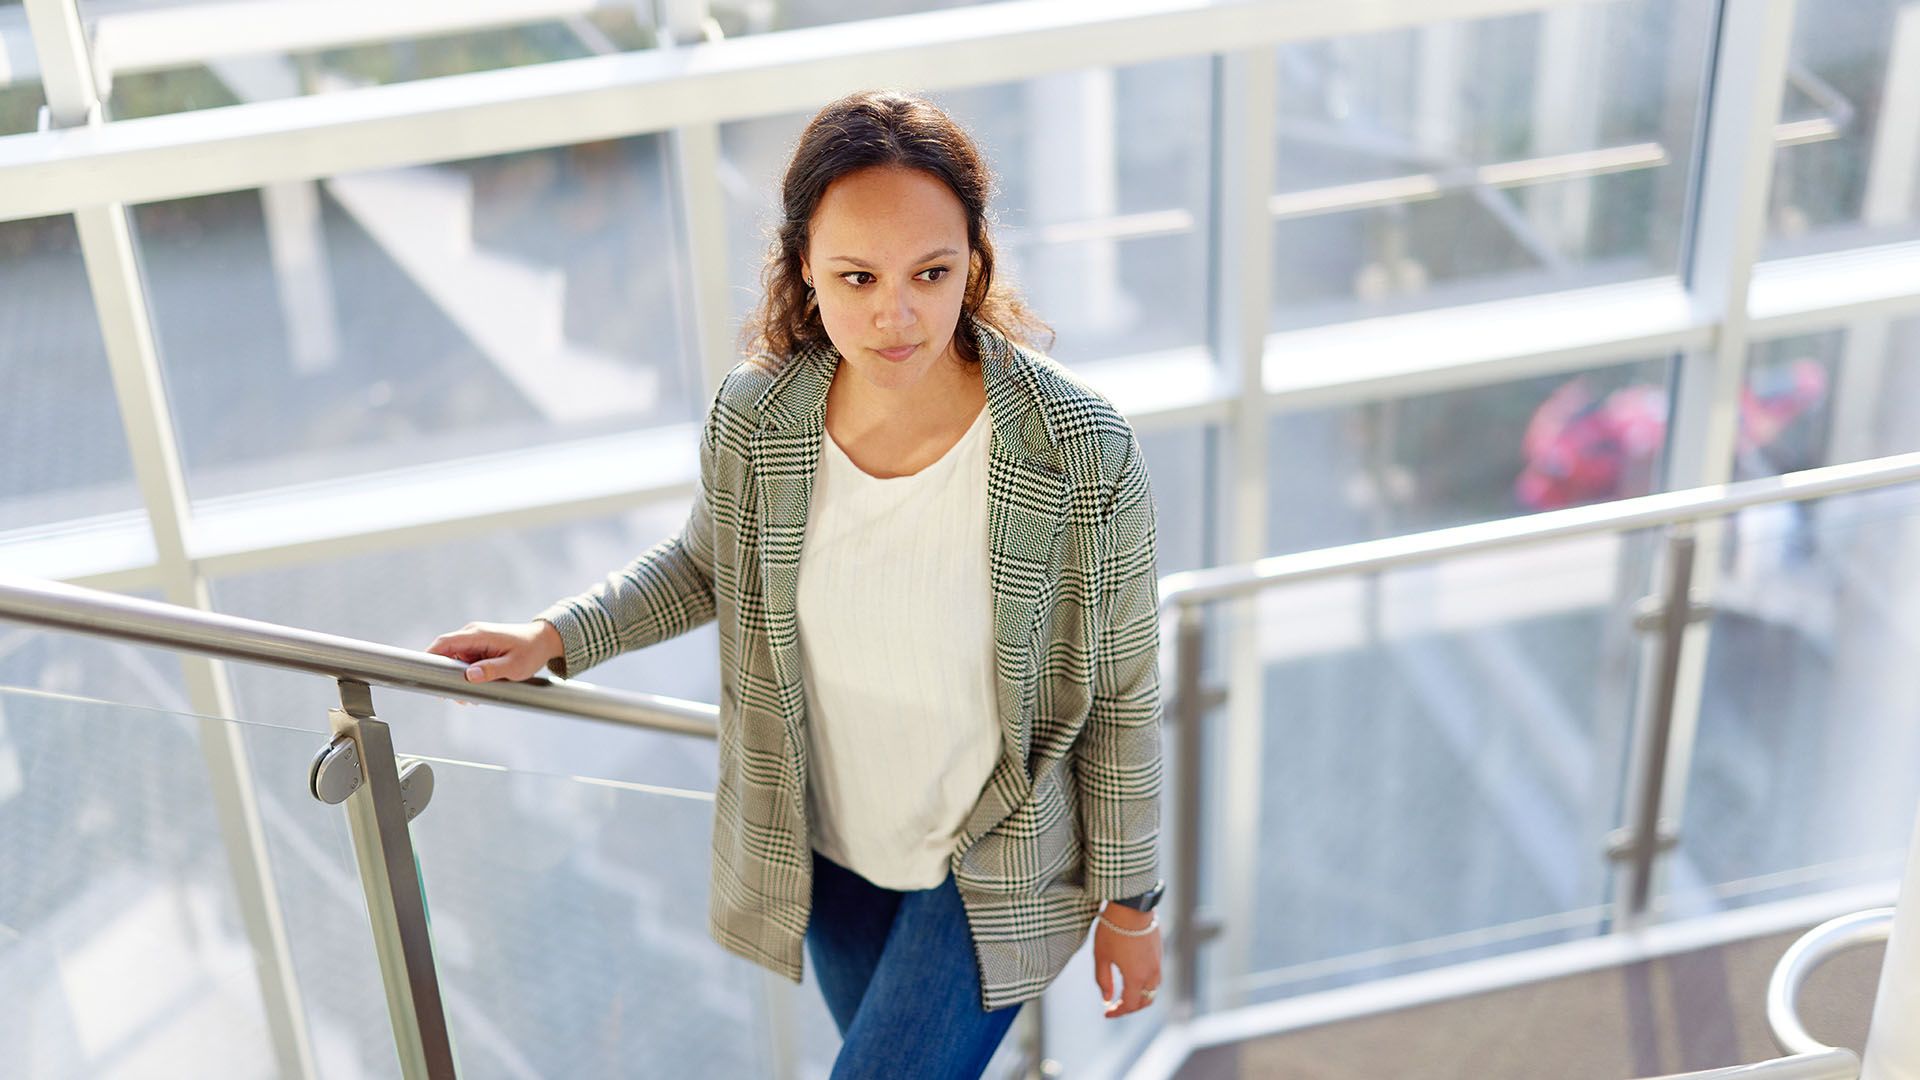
[805,849,1023,1079]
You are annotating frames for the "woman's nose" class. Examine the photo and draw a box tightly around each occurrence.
[874,285,916,330]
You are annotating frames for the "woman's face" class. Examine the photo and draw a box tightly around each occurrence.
[801,165,971,394]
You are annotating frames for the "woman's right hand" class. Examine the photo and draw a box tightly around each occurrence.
[425,620,564,683]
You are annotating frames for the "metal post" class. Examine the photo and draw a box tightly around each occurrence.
[1169,603,1208,1019]
[1018,996,1059,1080]
[1610,530,1705,923]
[316,678,456,1079]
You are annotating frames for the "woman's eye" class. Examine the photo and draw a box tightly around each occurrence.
[839,272,875,287]
[917,267,949,283]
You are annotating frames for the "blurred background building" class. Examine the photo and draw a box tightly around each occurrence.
[2,0,1919,1076]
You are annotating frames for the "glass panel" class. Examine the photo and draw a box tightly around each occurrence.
[708,0,1014,36]
[239,711,408,1079]
[1268,357,1673,555]
[1765,0,1920,256]
[210,501,721,788]
[0,216,144,533]
[1735,314,1920,481]
[0,685,394,1078]
[720,59,1212,366]
[404,755,786,1077]
[1225,530,1655,1004]
[1667,482,1920,913]
[1271,0,1713,328]
[134,136,700,503]
[88,15,660,119]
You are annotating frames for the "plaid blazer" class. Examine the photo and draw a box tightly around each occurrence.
[532,321,1163,1009]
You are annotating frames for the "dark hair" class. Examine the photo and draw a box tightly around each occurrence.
[740,89,1052,367]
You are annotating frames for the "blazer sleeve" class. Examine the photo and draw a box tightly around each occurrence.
[530,400,723,680]
[1075,428,1164,901]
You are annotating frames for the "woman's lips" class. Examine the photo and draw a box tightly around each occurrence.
[874,344,918,361]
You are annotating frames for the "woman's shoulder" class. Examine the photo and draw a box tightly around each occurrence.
[716,352,783,409]
[1002,340,1141,482]
[699,350,802,438]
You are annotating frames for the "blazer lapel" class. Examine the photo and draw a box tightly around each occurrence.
[749,343,834,702]
[980,331,1067,772]
[962,327,1067,849]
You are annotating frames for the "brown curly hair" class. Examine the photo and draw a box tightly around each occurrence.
[739,89,1052,367]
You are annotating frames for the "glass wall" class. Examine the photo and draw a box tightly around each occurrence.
[720,57,1214,366]
[1269,0,1715,329]
[1736,313,1920,481]
[0,215,144,533]
[1268,357,1673,554]
[1765,0,1920,255]
[78,6,660,121]
[134,138,701,503]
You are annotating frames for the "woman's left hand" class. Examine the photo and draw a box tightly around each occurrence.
[1093,902,1162,1018]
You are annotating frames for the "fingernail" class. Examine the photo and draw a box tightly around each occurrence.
[466,666,482,680]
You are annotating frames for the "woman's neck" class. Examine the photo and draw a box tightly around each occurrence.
[827,351,985,439]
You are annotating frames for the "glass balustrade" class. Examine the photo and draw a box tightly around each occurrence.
[0,685,390,1079]
[1199,528,1664,1008]
[1666,483,1920,917]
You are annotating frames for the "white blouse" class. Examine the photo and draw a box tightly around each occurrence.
[795,402,1002,890]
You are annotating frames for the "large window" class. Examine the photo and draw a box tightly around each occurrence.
[1765,0,1920,255]
[721,57,1214,366]
[0,216,143,532]
[134,138,701,502]
[1270,0,1715,329]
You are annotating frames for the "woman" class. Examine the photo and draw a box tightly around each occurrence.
[428,89,1164,1078]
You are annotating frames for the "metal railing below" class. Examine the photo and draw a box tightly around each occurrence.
[1635,906,1893,1079]
[1770,910,1895,1058]
[0,571,720,1080]
[0,572,717,739]
[1644,1048,1862,1080]
[1152,449,1920,1042]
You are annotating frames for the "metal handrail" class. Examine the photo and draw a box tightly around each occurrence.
[1768,909,1895,1057]
[1639,903,1892,1080]
[1158,450,1920,610]
[0,573,718,739]
[1641,1048,1861,1079]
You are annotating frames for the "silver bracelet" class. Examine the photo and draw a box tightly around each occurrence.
[1097,911,1159,937]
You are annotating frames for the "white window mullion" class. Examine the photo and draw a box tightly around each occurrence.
[1621,0,1799,925]
[1207,46,1277,1012]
